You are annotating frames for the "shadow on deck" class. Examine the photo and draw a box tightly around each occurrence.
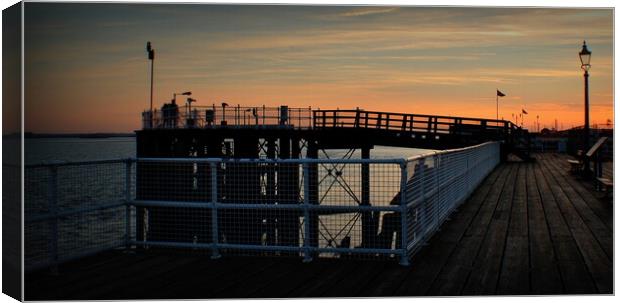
[25,153,613,299]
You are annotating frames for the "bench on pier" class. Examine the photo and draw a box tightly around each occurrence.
[596,177,613,196]
[566,137,608,175]
[567,159,581,173]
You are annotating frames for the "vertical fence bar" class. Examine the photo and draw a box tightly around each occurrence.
[125,159,132,249]
[48,165,59,273]
[210,162,221,259]
[302,163,312,263]
[433,155,440,231]
[399,161,410,266]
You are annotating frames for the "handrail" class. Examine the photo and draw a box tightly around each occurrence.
[313,109,510,125]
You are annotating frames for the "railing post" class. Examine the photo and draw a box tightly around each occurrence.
[418,158,428,244]
[125,159,132,249]
[210,162,221,259]
[48,165,59,274]
[466,152,471,197]
[399,161,410,266]
[433,155,439,230]
[302,163,312,263]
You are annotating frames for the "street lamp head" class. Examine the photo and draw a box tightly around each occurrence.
[181,91,192,96]
[146,41,154,60]
[579,40,591,71]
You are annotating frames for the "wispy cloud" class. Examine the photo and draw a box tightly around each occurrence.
[339,7,399,17]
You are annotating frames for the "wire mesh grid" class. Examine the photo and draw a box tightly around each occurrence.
[134,158,405,261]
[404,142,500,257]
[24,160,135,271]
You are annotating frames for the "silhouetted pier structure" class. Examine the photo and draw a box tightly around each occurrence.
[134,105,531,258]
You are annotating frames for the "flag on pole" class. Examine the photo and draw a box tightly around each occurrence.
[522,109,528,114]
[497,90,506,97]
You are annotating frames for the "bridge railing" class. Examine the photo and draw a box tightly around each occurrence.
[23,142,500,271]
[313,109,515,136]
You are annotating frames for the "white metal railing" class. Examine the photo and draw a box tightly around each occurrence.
[403,142,500,256]
[23,141,499,271]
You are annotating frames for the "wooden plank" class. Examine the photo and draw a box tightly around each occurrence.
[89,255,198,300]
[535,154,611,293]
[496,162,529,295]
[390,164,508,296]
[544,154,613,231]
[190,257,278,298]
[249,259,337,298]
[425,164,515,295]
[25,251,151,300]
[320,261,387,297]
[211,258,303,298]
[26,252,161,300]
[290,261,360,297]
[145,256,256,299]
[532,159,596,294]
[524,163,563,294]
[390,164,507,296]
[461,163,518,295]
[538,154,613,259]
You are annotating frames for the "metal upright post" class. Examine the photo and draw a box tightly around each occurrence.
[125,159,132,249]
[210,162,221,259]
[432,156,439,230]
[302,163,312,263]
[399,161,410,266]
[48,165,59,274]
[361,148,372,247]
[583,69,591,177]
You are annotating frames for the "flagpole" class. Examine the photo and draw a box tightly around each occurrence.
[496,88,498,120]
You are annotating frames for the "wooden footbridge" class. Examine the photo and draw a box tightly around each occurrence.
[138,106,532,160]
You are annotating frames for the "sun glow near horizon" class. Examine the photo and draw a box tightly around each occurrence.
[23,4,613,133]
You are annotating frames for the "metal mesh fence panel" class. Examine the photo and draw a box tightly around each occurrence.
[24,160,134,271]
[133,158,406,261]
[405,142,500,257]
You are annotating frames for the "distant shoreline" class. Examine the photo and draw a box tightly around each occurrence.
[4,133,136,139]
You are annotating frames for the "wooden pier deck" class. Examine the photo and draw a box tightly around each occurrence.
[25,153,613,300]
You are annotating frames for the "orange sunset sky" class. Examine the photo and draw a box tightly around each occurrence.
[23,3,613,133]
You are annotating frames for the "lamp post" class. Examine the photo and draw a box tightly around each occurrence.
[146,42,155,128]
[187,97,196,115]
[579,40,591,177]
